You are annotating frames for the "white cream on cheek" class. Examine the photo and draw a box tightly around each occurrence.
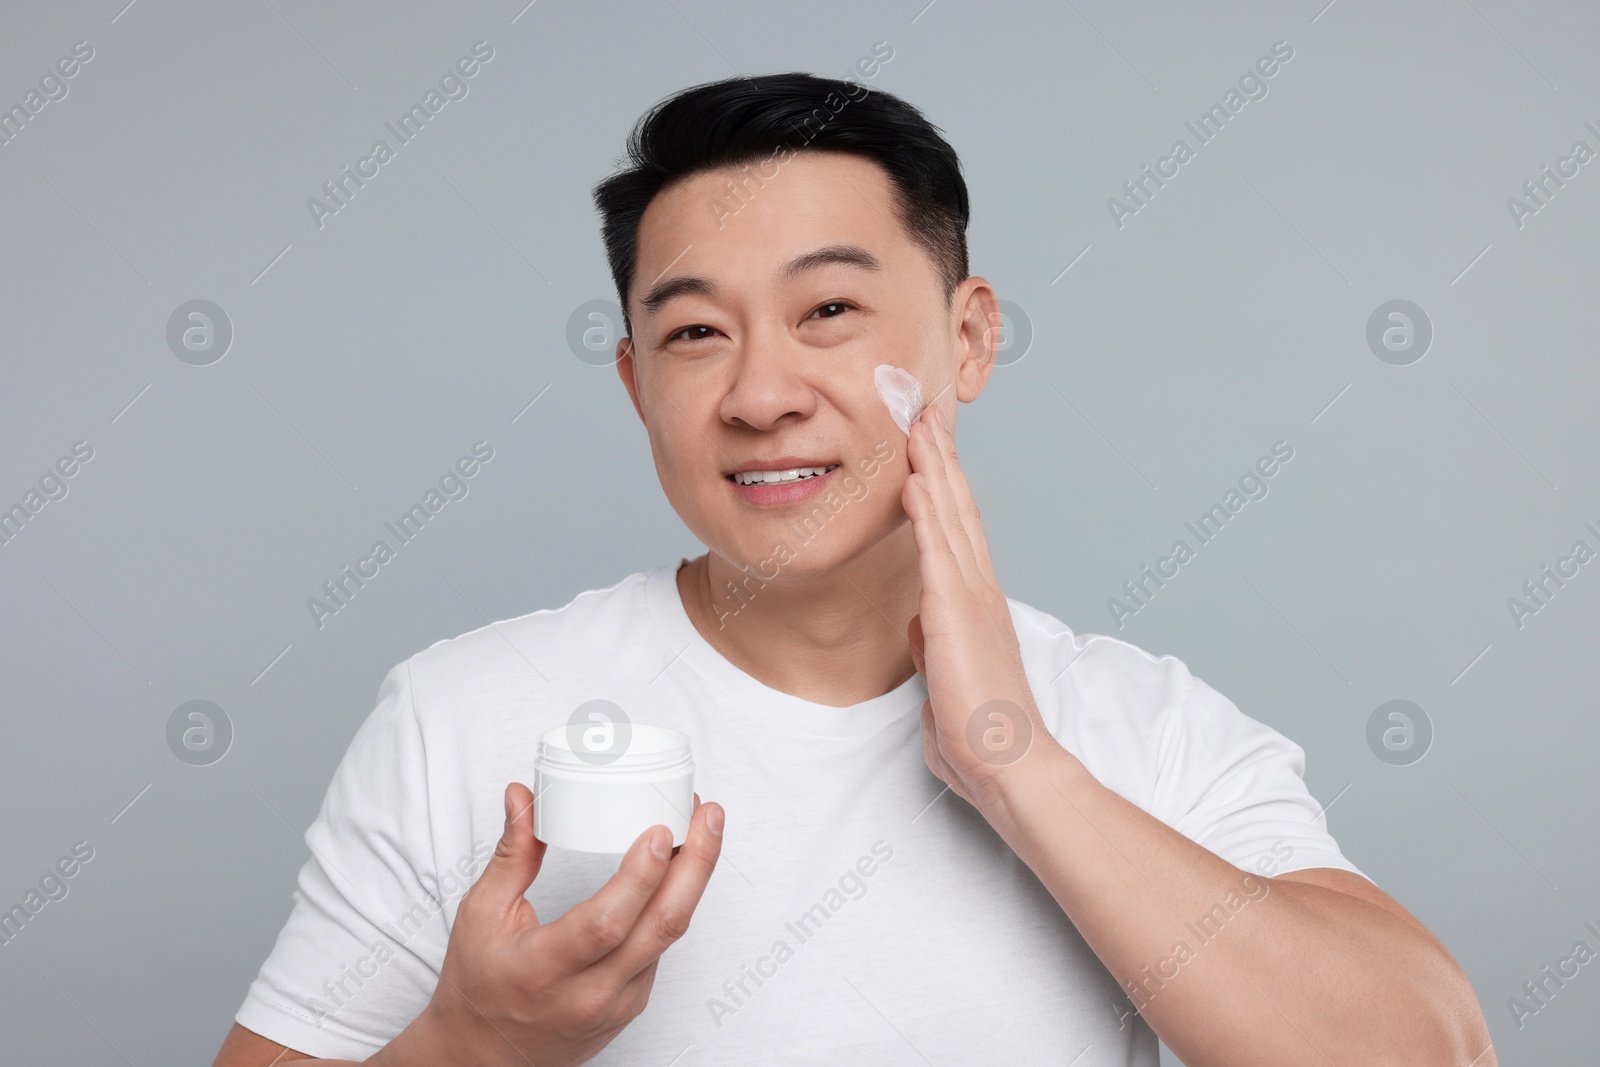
[874,364,925,435]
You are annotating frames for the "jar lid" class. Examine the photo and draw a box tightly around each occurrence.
[536,723,693,774]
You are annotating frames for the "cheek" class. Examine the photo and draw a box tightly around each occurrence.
[872,364,925,435]
[856,444,910,506]
[651,422,707,495]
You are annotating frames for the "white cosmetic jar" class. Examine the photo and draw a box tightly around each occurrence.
[532,723,694,854]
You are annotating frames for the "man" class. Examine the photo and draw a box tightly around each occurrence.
[214,72,1493,1066]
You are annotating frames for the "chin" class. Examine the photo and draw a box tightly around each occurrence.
[709,504,906,582]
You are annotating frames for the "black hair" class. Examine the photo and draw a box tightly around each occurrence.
[592,71,970,335]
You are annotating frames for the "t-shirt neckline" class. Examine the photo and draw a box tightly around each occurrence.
[643,560,926,739]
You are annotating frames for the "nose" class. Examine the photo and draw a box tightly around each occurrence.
[717,323,817,432]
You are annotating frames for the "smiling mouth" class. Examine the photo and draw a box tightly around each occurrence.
[729,464,840,487]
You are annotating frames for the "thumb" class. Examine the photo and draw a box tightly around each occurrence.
[907,613,927,677]
[472,781,548,911]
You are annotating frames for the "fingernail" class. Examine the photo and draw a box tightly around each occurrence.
[650,827,671,860]
[707,805,724,836]
[504,788,513,821]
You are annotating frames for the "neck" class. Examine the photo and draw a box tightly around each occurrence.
[676,527,921,708]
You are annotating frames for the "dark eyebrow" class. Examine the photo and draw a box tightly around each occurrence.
[781,243,883,279]
[637,243,882,316]
[640,275,717,314]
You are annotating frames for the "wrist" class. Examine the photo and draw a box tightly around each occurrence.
[369,1000,454,1066]
[972,732,1085,834]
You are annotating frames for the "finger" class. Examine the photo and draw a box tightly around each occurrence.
[920,408,984,581]
[903,472,966,601]
[592,800,724,982]
[928,408,999,588]
[909,414,980,584]
[550,822,676,969]
[674,793,702,858]
[919,698,944,776]
[616,956,661,1023]
[467,782,549,922]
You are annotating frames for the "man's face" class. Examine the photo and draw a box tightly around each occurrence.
[616,150,992,579]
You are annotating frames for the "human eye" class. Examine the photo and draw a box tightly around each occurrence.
[808,300,856,320]
[667,324,719,344]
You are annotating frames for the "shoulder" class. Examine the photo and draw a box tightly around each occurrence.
[1007,597,1216,809]
[1007,599,1348,873]
[398,569,657,709]
[1008,597,1196,728]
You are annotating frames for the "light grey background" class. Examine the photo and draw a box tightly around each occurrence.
[1,0,1595,1062]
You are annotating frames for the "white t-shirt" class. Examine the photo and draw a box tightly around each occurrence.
[236,562,1365,1064]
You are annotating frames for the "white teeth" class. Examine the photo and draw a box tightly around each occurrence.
[733,464,838,486]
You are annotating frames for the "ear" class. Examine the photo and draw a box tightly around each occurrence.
[615,336,646,424]
[952,277,1000,403]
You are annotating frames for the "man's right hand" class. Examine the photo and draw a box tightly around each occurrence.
[381,781,724,1067]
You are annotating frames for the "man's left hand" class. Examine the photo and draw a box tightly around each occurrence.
[901,404,1061,808]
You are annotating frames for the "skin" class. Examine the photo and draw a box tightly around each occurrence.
[214,149,1495,1066]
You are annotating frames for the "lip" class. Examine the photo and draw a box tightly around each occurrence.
[726,456,842,506]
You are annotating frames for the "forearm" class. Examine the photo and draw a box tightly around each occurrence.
[212,1006,457,1067]
[362,1005,464,1066]
[976,740,1482,1067]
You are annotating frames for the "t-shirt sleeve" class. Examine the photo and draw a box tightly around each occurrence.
[1149,668,1369,883]
[234,660,450,1060]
